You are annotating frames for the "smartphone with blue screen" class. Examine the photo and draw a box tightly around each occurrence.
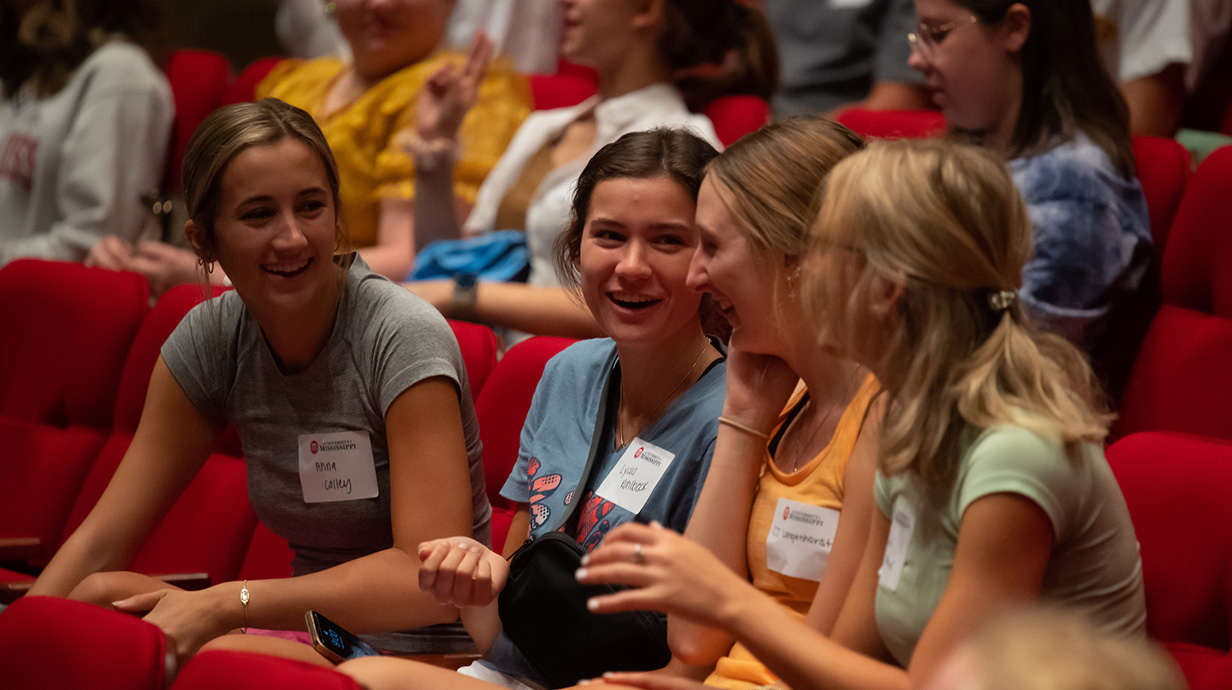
[305,610,382,664]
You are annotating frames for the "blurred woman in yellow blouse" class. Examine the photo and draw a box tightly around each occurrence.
[88,0,529,288]
[257,0,530,278]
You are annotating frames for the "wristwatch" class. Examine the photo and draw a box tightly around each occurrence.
[452,272,479,318]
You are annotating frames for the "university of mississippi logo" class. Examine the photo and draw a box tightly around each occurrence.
[310,440,319,454]
[783,506,790,520]
[634,447,643,458]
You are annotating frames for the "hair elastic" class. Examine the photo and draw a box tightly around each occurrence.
[988,289,1017,312]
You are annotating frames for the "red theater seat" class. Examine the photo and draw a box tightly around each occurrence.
[704,95,770,147]
[834,108,947,140]
[448,319,499,402]
[164,50,232,194]
[172,651,361,690]
[0,596,170,690]
[476,336,577,548]
[0,260,147,565]
[223,57,288,106]
[1107,432,1232,690]
[1116,145,1232,440]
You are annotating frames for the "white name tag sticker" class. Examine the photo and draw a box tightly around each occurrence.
[594,438,675,514]
[829,0,874,8]
[878,498,915,592]
[298,430,379,503]
[766,498,841,581]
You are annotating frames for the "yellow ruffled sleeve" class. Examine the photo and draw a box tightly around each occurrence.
[374,53,532,204]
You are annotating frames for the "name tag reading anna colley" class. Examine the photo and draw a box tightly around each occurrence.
[298,430,380,503]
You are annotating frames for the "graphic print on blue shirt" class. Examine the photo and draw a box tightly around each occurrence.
[526,456,564,531]
[574,490,616,552]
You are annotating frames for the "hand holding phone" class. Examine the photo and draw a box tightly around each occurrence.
[305,610,381,664]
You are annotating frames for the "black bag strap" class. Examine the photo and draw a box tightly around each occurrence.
[550,352,619,536]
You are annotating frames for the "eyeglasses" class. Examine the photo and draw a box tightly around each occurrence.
[907,15,979,61]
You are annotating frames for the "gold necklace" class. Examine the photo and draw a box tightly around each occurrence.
[785,399,837,473]
[616,339,711,449]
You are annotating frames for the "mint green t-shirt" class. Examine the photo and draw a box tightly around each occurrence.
[872,424,1146,666]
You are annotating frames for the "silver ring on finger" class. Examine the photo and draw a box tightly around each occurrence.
[632,543,646,565]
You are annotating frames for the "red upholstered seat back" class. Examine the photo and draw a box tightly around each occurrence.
[704,95,770,148]
[475,336,576,547]
[164,50,231,194]
[0,259,147,428]
[1131,135,1191,249]
[172,650,362,690]
[1107,432,1232,688]
[448,319,499,402]
[114,284,225,433]
[222,57,288,106]
[834,108,947,140]
[529,60,598,110]
[0,596,168,690]
[1116,146,1232,440]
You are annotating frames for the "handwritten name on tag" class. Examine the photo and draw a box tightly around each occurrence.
[298,430,379,503]
[766,498,841,581]
[595,438,675,514]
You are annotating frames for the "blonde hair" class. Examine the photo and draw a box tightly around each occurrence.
[706,117,863,325]
[805,139,1109,484]
[958,607,1183,690]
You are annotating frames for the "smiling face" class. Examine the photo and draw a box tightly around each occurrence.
[200,138,341,322]
[578,176,703,347]
[908,0,1027,144]
[333,0,453,81]
[688,176,796,356]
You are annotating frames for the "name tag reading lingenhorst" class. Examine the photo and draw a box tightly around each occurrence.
[878,498,915,592]
[594,438,675,514]
[298,430,379,503]
[766,497,841,581]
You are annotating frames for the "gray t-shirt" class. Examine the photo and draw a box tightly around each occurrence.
[162,258,491,575]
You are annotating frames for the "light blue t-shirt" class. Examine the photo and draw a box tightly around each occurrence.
[1010,135,1152,348]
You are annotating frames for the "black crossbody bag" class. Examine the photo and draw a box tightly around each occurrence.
[497,360,672,688]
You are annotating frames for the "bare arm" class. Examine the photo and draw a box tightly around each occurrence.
[588,493,1054,690]
[406,279,605,339]
[801,396,884,636]
[30,359,221,597]
[1121,63,1186,137]
[667,345,800,665]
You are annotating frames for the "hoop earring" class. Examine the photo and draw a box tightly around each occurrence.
[198,257,215,276]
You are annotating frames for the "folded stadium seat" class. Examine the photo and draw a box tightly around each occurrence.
[1106,432,1232,690]
[1114,145,1232,441]
[704,95,770,147]
[171,651,361,690]
[475,336,577,549]
[528,59,598,110]
[833,108,947,140]
[0,260,147,567]
[163,50,232,195]
[0,596,171,690]
[222,56,289,106]
[1089,136,1192,405]
[447,319,499,402]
